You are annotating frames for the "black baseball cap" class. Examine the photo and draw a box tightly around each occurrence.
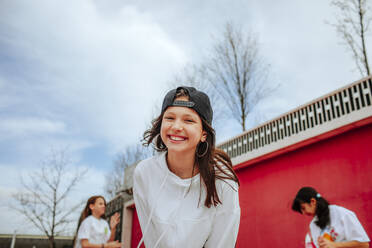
[161,86,213,124]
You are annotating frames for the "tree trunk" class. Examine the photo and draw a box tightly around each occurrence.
[49,236,55,248]
[358,0,370,75]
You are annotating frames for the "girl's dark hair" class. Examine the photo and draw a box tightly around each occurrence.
[73,195,106,246]
[143,89,240,208]
[292,187,330,229]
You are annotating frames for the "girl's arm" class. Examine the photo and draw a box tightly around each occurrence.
[204,180,240,248]
[80,239,122,248]
[318,237,369,248]
[108,212,121,242]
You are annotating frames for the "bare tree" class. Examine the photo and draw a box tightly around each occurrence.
[203,22,274,131]
[104,144,151,199]
[329,0,371,76]
[12,148,87,248]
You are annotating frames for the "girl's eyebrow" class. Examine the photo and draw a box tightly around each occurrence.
[165,111,197,118]
[183,114,196,119]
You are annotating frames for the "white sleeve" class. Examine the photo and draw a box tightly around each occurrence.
[341,209,370,242]
[77,218,91,240]
[204,180,240,248]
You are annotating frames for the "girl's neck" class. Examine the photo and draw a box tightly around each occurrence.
[166,151,199,179]
[91,212,101,219]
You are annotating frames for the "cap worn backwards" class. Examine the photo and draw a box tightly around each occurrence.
[161,86,213,124]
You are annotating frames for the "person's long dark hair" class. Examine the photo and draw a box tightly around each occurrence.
[73,195,106,247]
[143,90,240,208]
[292,187,330,229]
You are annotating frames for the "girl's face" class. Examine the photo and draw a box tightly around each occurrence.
[90,197,106,217]
[160,98,206,155]
[300,198,316,216]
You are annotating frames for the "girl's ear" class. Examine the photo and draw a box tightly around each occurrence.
[310,198,317,206]
[89,203,94,211]
[201,131,207,142]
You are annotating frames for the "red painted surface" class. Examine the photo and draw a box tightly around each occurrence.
[234,116,372,170]
[131,207,145,248]
[131,121,372,247]
[236,122,372,247]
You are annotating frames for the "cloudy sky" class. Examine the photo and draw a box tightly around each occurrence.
[0,0,370,235]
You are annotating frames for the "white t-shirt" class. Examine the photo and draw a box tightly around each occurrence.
[75,215,111,248]
[309,205,370,247]
[133,152,240,248]
[305,233,316,248]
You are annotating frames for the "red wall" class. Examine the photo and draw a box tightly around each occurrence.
[236,123,372,247]
[131,207,145,248]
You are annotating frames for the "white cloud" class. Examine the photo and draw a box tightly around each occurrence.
[0,0,189,155]
[0,117,66,138]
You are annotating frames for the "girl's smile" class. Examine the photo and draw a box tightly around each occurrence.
[161,104,206,155]
[168,134,187,142]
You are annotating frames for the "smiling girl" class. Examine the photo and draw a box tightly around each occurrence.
[133,86,240,248]
[74,196,122,248]
[292,187,370,248]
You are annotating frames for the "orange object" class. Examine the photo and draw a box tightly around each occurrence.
[323,232,334,241]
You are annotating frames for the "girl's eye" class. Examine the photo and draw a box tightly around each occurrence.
[185,119,194,123]
[164,116,174,120]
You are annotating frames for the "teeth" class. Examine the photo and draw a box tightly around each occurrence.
[170,135,185,141]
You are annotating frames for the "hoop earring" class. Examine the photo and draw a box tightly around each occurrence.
[197,141,209,157]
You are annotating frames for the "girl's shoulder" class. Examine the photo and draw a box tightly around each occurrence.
[134,153,162,173]
[329,205,364,228]
[214,174,240,210]
[81,216,108,230]
[80,215,95,227]
[214,169,239,198]
[216,177,239,192]
[84,215,95,221]
[330,205,355,216]
[134,152,166,181]
[214,163,239,190]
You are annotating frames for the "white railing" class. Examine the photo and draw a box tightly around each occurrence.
[218,75,372,164]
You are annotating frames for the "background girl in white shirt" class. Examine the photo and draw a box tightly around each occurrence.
[74,195,122,248]
[134,86,240,248]
[292,187,370,248]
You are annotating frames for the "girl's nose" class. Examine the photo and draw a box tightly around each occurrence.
[172,120,183,131]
